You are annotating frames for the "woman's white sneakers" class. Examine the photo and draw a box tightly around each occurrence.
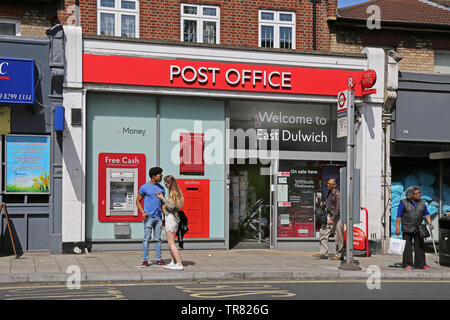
[164,262,184,271]
[169,264,184,270]
[163,262,176,269]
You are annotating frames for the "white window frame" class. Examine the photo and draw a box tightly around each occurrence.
[180,3,220,44]
[434,50,450,75]
[258,10,296,49]
[97,0,139,38]
[0,18,21,36]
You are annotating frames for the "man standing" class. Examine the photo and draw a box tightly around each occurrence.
[136,167,166,267]
[313,178,344,260]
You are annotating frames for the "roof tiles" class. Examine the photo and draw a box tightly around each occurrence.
[338,0,450,26]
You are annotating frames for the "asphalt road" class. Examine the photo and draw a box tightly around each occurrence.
[0,279,449,301]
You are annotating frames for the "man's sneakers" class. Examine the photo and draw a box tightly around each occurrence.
[330,255,342,261]
[140,260,166,267]
[156,260,166,266]
[140,261,149,268]
[313,253,328,259]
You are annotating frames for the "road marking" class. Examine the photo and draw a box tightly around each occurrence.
[3,287,125,300]
[175,283,296,299]
[0,279,449,292]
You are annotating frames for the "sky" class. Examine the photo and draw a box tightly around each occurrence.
[338,0,370,8]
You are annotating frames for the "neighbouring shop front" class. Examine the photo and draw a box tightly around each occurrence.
[390,72,450,242]
[63,27,385,252]
[0,26,64,254]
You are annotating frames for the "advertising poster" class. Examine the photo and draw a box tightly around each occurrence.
[6,135,50,194]
[278,167,320,238]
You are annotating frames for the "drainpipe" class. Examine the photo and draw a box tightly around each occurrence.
[381,50,401,253]
[311,0,318,50]
[75,0,80,27]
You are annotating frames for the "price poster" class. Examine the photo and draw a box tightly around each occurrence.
[277,167,320,225]
[5,135,50,194]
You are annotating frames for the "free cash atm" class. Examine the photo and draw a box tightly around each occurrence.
[106,168,138,217]
[98,153,146,222]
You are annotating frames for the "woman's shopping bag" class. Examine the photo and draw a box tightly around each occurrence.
[388,237,406,255]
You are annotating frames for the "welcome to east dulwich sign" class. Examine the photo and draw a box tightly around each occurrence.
[83,54,366,97]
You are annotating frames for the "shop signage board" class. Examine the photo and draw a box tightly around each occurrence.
[0,57,34,104]
[361,69,377,89]
[231,102,334,152]
[83,54,366,97]
[5,135,50,194]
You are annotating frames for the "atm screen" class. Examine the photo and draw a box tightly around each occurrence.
[110,182,134,210]
[111,192,127,208]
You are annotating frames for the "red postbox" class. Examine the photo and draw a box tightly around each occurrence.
[178,179,209,238]
[98,153,146,222]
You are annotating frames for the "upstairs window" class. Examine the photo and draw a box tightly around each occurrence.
[259,10,295,49]
[0,18,21,36]
[435,51,450,75]
[181,3,220,44]
[97,0,139,38]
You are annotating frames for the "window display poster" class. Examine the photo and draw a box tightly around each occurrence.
[277,167,320,237]
[6,135,50,194]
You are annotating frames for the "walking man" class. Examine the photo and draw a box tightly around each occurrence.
[313,178,344,260]
[136,167,166,267]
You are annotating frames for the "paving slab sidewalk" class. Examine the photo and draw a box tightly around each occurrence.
[0,250,448,284]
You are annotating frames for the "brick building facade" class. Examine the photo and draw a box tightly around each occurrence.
[54,0,338,51]
[329,0,450,73]
[0,1,60,38]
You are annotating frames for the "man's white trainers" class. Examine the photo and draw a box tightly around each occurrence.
[168,264,184,271]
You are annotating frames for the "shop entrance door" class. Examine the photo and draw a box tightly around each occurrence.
[229,160,276,249]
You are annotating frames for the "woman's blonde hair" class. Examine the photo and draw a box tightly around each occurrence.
[164,175,184,208]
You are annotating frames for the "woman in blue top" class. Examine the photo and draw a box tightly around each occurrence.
[396,186,434,270]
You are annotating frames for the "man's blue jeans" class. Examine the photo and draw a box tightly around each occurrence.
[143,216,162,262]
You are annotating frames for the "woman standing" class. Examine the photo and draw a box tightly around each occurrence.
[396,186,434,270]
[156,175,184,271]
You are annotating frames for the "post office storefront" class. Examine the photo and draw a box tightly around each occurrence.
[63,27,385,252]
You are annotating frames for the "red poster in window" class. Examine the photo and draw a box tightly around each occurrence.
[180,133,205,175]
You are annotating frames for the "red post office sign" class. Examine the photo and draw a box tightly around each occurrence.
[361,69,377,89]
[83,54,366,97]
